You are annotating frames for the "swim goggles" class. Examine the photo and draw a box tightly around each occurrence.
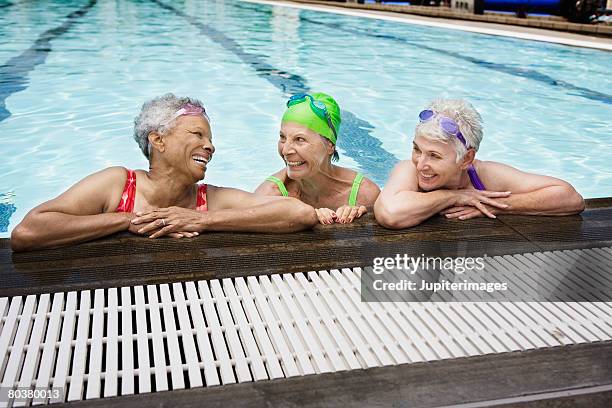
[161,103,210,127]
[287,93,338,143]
[418,109,468,148]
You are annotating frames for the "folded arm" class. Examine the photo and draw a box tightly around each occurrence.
[11,167,129,251]
[374,161,510,229]
[133,185,318,237]
[484,162,584,215]
[443,162,585,219]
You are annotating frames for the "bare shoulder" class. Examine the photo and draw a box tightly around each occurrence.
[34,166,130,215]
[254,168,287,196]
[206,184,251,210]
[357,176,380,207]
[475,160,569,193]
[383,160,418,192]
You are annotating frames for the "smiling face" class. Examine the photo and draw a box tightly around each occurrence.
[278,122,334,180]
[157,115,214,181]
[411,134,468,191]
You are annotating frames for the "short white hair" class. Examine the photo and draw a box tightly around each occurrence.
[415,99,483,162]
[133,93,206,160]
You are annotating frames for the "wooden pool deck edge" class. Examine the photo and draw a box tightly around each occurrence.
[58,340,612,408]
[1,197,611,297]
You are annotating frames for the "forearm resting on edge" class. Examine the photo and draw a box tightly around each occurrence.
[496,185,585,216]
[202,198,318,233]
[11,211,131,252]
[375,190,455,229]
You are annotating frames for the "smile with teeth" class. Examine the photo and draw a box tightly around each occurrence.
[192,155,210,166]
[420,173,436,179]
[286,161,305,167]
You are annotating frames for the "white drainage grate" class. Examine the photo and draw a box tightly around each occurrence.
[1,264,612,405]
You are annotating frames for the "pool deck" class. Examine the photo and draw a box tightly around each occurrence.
[246,0,612,50]
[1,197,611,407]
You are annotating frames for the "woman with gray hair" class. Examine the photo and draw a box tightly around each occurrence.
[374,99,584,229]
[11,93,317,251]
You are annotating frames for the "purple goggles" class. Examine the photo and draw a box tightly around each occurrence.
[418,109,468,148]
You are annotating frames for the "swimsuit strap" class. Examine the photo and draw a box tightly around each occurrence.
[266,176,289,197]
[348,173,364,206]
[196,184,208,212]
[115,169,136,213]
[467,165,486,191]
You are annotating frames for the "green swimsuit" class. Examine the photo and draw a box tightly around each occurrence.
[266,173,364,206]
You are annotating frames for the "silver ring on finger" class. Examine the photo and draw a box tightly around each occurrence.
[162,218,166,227]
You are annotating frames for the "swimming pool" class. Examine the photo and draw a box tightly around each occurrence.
[1,0,611,236]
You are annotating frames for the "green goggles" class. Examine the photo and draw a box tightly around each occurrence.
[286,93,338,142]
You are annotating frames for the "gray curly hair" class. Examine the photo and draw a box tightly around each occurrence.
[134,93,207,160]
[415,99,483,163]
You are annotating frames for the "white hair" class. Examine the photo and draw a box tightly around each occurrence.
[133,93,206,160]
[415,99,483,162]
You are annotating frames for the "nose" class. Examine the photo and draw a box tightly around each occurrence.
[281,140,295,157]
[203,139,215,155]
[415,154,429,171]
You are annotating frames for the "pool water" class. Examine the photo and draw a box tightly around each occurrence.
[1,0,611,236]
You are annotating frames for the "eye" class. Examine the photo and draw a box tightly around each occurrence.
[412,145,421,153]
[279,135,286,142]
[296,137,305,142]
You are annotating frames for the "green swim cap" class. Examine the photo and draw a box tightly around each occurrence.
[281,92,341,146]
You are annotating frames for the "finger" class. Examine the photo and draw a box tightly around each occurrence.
[132,211,166,225]
[334,206,345,222]
[323,209,336,224]
[318,208,335,224]
[338,206,352,223]
[168,233,184,238]
[315,209,328,225]
[475,202,496,218]
[356,206,367,218]
[479,196,509,210]
[446,209,474,219]
[459,211,483,220]
[441,206,469,215]
[138,219,165,234]
[482,190,512,197]
[149,224,176,239]
[347,206,360,223]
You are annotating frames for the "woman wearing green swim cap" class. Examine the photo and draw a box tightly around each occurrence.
[255,92,380,224]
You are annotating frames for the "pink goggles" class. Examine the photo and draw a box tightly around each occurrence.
[160,103,210,126]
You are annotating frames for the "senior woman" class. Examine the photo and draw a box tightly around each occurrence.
[11,93,317,251]
[255,92,380,224]
[375,99,585,229]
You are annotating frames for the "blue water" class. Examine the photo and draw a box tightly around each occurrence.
[0,0,611,237]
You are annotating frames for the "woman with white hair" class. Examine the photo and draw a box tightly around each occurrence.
[11,93,317,251]
[374,99,585,229]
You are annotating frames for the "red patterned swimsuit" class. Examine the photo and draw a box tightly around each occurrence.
[115,169,208,212]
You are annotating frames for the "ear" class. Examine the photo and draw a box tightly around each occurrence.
[459,148,476,170]
[148,131,165,155]
[324,139,336,157]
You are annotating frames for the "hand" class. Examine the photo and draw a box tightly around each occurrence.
[315,208,337,225]
[451,189,511,218]
[131,207,204,238]
[335,205,367,224]
[440,205,495,220]
[127,213,198,239]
